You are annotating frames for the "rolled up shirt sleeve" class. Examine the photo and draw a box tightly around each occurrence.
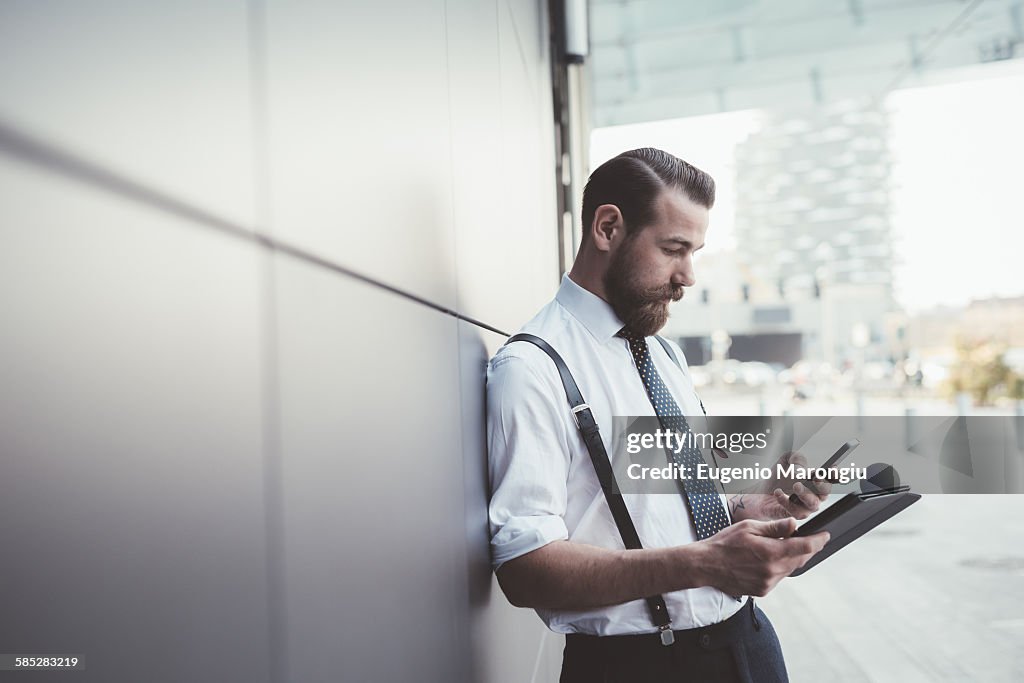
[486,350,572,571]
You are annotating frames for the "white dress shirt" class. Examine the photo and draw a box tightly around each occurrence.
[486,274,746,636]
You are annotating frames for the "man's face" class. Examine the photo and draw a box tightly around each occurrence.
[603,188,709,337]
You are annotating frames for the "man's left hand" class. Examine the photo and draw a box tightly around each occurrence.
[727,452,831,522]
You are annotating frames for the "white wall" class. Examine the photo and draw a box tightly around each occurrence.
[0,1,562,681]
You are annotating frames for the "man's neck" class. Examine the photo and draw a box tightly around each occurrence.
[567,260,610,304]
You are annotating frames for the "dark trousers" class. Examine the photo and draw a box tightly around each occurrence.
[559,600,788,683]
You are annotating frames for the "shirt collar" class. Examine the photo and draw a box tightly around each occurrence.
[555,273,627,345]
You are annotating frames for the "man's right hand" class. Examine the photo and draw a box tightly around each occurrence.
[495,517,828,611]
[698,518,829,597]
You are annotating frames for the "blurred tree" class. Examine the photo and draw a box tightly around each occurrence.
[944,337,1011,406]
[1008,373,1024,401]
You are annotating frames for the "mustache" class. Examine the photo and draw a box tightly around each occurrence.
[635,283,685,303]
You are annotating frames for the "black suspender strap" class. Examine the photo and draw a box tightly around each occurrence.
[505,333,676,645]
[653,335,681,369]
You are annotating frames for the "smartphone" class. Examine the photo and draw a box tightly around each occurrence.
[788,438,861,505]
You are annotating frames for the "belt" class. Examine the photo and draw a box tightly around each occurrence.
[565,598,761,653]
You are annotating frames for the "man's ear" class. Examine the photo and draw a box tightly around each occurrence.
[590,204,624,252]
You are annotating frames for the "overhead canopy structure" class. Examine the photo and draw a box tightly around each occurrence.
[589,0,1024,127]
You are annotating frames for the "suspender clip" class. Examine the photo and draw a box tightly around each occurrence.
[570,403,591,429]
[658,624,675,646]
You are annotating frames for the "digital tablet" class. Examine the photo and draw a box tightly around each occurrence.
[790,489,921,576]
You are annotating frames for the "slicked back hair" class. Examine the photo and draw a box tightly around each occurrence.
[581,148,715,241]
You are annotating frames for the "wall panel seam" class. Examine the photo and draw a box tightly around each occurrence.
[0,119,510,338]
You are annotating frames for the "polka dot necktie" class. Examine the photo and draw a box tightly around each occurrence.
[619,328,731,540]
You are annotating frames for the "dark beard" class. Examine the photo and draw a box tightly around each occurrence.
[603,240,684,337]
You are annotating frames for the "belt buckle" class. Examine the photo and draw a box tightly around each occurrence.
[658,624,675,646]
[570,403,590,428]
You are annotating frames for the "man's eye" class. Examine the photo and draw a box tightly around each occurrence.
[663,248,682,255]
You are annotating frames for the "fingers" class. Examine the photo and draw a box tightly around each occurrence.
[772,532,830,568]
[775,488,812,520]
[750,516,797,539]
[749,517,829,556]
[805,478,833,497]
[718,521,830,595]
[785,452,807,468]
[790,482,822,510]
[773,488,795,511]
[787,451,834,498]
[790,531,830,555]
[809,531,830,552]
[780,452,829,507]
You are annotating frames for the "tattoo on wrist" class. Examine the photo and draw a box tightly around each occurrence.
[730,495,746,516]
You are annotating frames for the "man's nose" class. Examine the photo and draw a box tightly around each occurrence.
[673,258,696,288]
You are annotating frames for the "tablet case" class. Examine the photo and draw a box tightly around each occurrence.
[790,489,922,576]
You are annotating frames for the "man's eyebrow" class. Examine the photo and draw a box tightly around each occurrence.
[662,237,705,250]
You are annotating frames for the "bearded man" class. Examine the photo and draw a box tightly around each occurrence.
[486,148,830,683]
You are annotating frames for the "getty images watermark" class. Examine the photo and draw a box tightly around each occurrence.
[610,415,1024,495]
[622,427,867,485]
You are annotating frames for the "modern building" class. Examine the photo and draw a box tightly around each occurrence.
[664,99,897,368]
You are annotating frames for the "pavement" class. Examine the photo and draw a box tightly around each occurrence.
[760,495,1024,682]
